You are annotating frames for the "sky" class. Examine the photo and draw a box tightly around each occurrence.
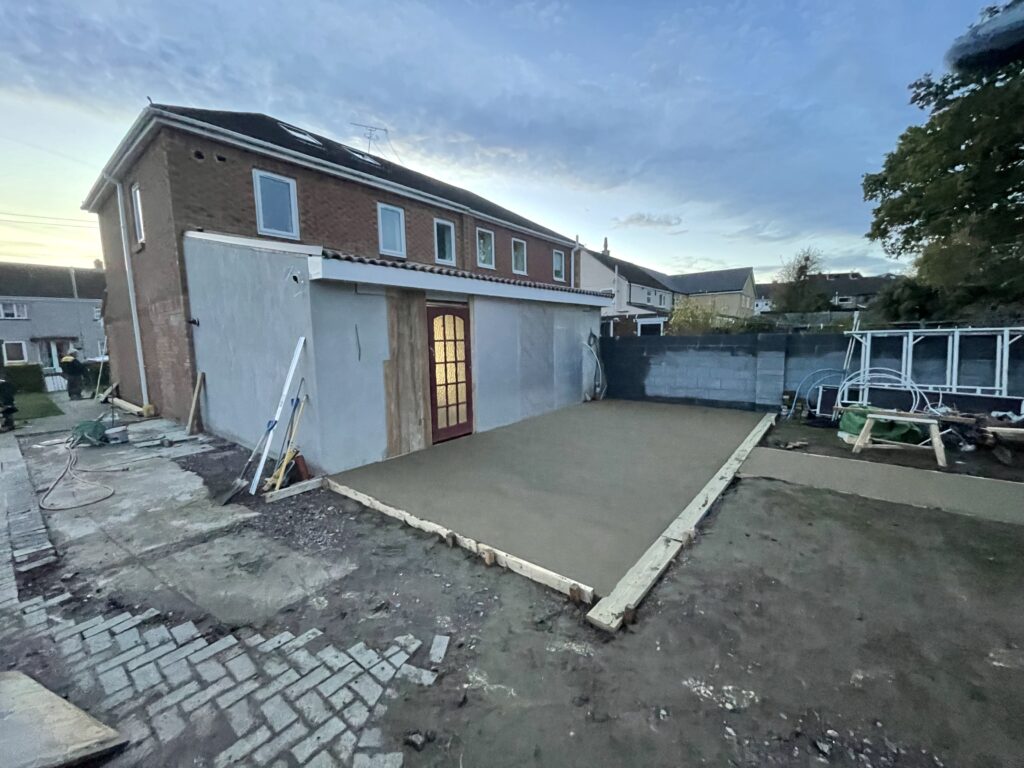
[0,0,983,280]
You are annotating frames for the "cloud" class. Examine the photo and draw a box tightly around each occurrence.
[724,221,800,243]
[613,212,684,229]
[0,0,981,264]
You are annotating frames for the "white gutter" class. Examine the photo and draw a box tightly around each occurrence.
[105,173,150,406]
[85,109,577,249]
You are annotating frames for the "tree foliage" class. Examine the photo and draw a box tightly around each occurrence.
[775,248,831,312]
[863,11,1024,319]
[666,299,719,334]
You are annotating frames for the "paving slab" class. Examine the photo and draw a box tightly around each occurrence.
[740,447,1024,524]
[0,670,126,768]
[331,401,762,594]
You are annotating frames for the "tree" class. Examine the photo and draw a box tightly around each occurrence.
[863,3,1024,318]
[775,247,831,312]
[666,299,718,334]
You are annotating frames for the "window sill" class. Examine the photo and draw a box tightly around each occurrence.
[435,259,457,267]
[477,262,496,270]
[380,250,407,259]
[256,229,301,241]
[512,270,529,277]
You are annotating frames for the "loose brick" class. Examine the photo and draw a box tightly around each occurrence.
[280,628,322,654]
[163,659,191,687]
[253,669,300,702]
[130,662,164,692]
[284,666,333,701]
[179,676,234,714]
[225,698,256,737]
[350,673,383,706]
[95,644,148,674]
[82,612,132,638]
[333,730,357,763]
[317,664,360,698]
[114,626,141,651]
[428,635,450,664]
[287,648,321,675]
[291,717,347,764]
[225,652,257,682]
[328,686,355,711]
[142,624,173,647]
[216,678,261,709]
[195,659,227,683]
[316,645,352,672]
[294,690,332,726]
[156,637,209,669]
[368,660,396,684]
[346,642,380,669]
[85,632,112,654]
[252,721,307,765]
[187,635,237,664]
[342,700,369,729]
[169,620,199,644]
[261,694,298,733]
[99,666,130,695]
[126,641,177,671]
[258,632,295,653]
[214,724,272,768]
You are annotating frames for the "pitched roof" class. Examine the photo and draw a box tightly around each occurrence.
[90,105,571,244]
[0,263,105,299]
[323,249,609,298]
[585,249,674,290]
[663,266,753,295]
[756,272,897,300]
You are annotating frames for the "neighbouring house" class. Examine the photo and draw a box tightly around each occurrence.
[0,263,106,379]
[754,272,897,314]
[579,248,756,336]
[579,245,674,336]
[664,267,757,319]
[83,104,609,473]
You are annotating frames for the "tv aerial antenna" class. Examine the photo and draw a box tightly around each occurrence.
[350,122,403,164]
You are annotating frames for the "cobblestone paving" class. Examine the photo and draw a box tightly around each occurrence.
[1,592,445,766]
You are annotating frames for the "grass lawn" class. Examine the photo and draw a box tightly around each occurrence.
[14,391,63,422]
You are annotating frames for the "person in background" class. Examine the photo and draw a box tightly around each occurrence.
[0,375,16,432]
[60,352,87,400]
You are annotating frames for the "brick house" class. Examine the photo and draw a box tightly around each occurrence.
[84,105,608,473]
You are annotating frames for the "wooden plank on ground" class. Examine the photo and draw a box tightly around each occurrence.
[262,477,324,504]
[323,478,595,604]
[186,372,205,435]
[587,411,776,632]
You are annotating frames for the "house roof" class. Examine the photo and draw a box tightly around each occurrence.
[322,249,610,298]
[662,266,753,295]
[585,249,674,291]
[84,104,573,245]
[756,272,897,300]
[0,263,105,300]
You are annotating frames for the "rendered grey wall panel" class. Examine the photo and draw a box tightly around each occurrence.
[308,282,390,471]
[183,238,315,463]
[472,297,522,432]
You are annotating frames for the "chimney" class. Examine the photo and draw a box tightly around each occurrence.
[602,237,609,256]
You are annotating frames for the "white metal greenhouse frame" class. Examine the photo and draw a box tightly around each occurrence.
[845,326,1024,404]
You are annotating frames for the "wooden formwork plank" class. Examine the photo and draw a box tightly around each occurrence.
[262,477,325,504]
[587,412,776,632]
[324,478,595,604]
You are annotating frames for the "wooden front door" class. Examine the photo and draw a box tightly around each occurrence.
[428,305,473,443]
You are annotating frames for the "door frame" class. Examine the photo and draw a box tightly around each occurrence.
[427,303,474,443]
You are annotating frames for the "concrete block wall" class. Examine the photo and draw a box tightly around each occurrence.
[603,331,1024,411]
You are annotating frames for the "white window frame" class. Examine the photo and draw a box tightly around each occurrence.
[636,318,665,337]
[476,227,495,270]
[2,340,28,365]
[377,203,407,258]
[252,169,300,240]
[1,302,28,319]
[433,218,456,265]
[511,238,528,276]
[552,250,565,282]
[130,182,145,244]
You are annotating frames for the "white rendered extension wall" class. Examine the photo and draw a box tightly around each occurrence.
[184,233,604,475]
[471,296,600,432]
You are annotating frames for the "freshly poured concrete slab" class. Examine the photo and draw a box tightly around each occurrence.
[332,401,762,595]
[0,671,126,768]
[740,447,1024,524]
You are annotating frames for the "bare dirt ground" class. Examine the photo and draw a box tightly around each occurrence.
[6,435,1023,767]
[769,418,1024,483]
[189,445,1024,768]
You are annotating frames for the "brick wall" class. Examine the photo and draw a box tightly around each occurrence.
[162,131,575,286]
[95,125,579,421]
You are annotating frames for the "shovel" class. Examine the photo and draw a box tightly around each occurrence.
[217,430,269,505]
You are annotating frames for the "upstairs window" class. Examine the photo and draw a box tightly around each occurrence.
[1,302,28,319]
[552,250,566,282]
[511,238,527,275]
[130,183,145,244]
[476,228,495,269]
[377,203,406,257]
[659,293,666,306]
[253,169,300,239]
[434,219,456,265]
